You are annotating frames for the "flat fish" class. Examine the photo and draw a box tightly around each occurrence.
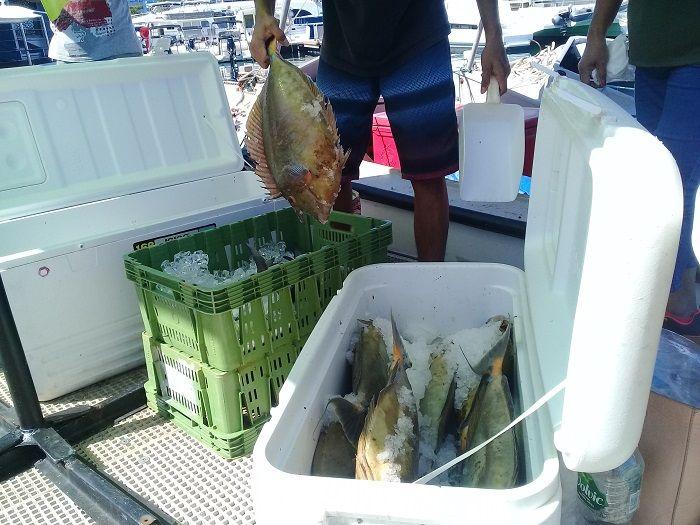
[245,39,348,224]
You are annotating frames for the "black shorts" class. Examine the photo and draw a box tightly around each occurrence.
[316,39,459,181]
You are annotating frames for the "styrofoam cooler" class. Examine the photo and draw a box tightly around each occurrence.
[0,54,276,400]
[252,75,683,524]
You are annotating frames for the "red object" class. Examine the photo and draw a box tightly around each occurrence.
[139,26,151,54]
[370,103,465,170]
[371,104,540,177]
[371,112,400,168]
[523,107,539,178]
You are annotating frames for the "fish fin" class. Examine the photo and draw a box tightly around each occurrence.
[328,397,366,446]
[244,90,281,197]
[351,340,362,396]
[339,147,351,170]
[390,311,412,369]
[298,72,341,138]
[473,316,511,377]
[245,239,268,272]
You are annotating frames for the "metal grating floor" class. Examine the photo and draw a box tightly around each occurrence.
[75,409,256,525]
[0,468,94,525]
[0,367,148,417]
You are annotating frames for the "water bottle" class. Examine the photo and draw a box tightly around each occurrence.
[577,448,645,525]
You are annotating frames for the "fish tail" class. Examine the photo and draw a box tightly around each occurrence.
[328,396,366,446]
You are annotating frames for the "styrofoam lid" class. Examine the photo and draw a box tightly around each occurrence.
[0,53,243,221]
[524,76,682,471]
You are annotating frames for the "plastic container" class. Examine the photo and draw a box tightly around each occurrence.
[0,52,275,400]
[370,104,465,171]
[371,112,399,169]
[142,332,278,458]
[143,333,267,459]
[459,78,525,202]
[252,75,683,524]
[523,107,539,177]
[125,208,392,371]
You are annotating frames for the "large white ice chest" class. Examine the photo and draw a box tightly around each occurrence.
[252,75,683,524]
[0,54,277,400]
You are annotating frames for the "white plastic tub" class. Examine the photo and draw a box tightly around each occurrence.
[258,263,561,524]
[252,75,683,524]
[0,53,274,400]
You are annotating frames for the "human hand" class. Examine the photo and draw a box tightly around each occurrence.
[250,13,289,68]
[578,37,609,86]
[480,41,510,95]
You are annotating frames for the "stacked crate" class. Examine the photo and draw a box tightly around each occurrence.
[124,209,392,458]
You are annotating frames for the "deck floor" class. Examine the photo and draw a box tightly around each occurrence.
[0,367,256,525]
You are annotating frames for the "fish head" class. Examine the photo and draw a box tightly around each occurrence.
[283,156,343,224]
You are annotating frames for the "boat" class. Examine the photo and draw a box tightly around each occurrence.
[0,1,51,68]
[531,2,627,50]
[0,4,694,525]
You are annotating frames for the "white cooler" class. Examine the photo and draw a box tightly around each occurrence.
[252,75,683,524]
[0,54,277,401]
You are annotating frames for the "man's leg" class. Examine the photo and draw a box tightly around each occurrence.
[412,178,449,262]
[335,179,354,213]
[315,60,379,213]
[380,39,457,261]
[638,66,700,336]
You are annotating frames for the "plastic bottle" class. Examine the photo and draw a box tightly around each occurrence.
[576,448,645,525]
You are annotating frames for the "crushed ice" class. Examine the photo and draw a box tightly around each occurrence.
[160,243,295,289]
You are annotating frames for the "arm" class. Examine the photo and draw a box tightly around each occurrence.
[475,0,510,95]
[578,0,623,86]
[251,0,289,68]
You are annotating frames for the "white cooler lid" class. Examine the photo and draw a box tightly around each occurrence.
[524,76,682,471]
[0,53,243,221]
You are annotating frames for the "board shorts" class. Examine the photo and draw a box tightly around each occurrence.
[316,39,459,181]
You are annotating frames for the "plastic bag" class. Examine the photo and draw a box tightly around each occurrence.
[592,34,636,85]
[652,329,700,409]
[39,0,70,21]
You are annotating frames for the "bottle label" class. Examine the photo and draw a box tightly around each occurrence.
[577,473,608,511]
[629,490,640,513]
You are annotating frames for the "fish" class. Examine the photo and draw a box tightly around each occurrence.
[323,320,390,446]
[311,420,357,478]
[245,39,348,224]
[419,346,456,454]
[460,353,518,489]
[352,320,390,408]
[354,313,419,482]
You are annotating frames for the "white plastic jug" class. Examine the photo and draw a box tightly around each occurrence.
[459,77,524,202]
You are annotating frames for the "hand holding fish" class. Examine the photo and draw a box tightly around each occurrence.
[250,13,289,68]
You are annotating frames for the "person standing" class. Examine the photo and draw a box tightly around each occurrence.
[579,1,700,339]
[46,0,142,63]
[250,0,510,262]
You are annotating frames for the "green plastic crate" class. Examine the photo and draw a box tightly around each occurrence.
[145,390,266,460]
[125,209,392,372]
[143,333,276,459]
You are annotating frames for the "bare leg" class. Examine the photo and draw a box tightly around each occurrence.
[411,178,449,262]
[333,179,354,213]
[667,266,698,318]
